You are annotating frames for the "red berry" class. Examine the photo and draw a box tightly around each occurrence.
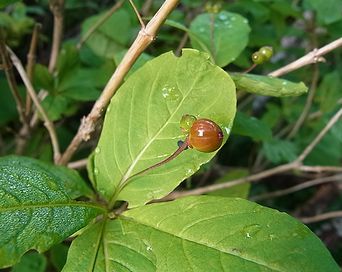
[188,119,223,152]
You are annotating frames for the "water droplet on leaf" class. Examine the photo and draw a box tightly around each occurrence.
[218,13,228,21]
[162,86,181,102]
[242,224,261,238]
[95,147,101,154]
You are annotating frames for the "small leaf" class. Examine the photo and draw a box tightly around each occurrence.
[315,72,341,113]
[232,111,272,141]
[41,95,71,121]
[190,11,250,67]
[0,156,105,268]
[94,49,236,208]
[231,73,308,97]
[208,168,250,198]
[0,0,21,8]
[63,196,340,271]
[262,138,298,164]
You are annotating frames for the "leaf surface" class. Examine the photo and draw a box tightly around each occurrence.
[63,196,339,271]
[94,49,236,208]
[0,156,105,268]
[189,11,250,67]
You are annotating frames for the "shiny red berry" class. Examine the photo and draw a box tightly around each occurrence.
[188,119,224,152]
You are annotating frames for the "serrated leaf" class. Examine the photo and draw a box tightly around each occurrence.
[41,95,70,121]
[94,49,236,208]
[231,73,308,97]
[0,156,105,268]
[232,111,272,141]
[33,64,54,92]
[63,196,339,271]
[189,11,250,67]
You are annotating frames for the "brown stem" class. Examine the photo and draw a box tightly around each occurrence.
[300,211,342,224]
[243,63,257,74]
[48,0,64,73]
[128,0,146,28]
[132,138,189,178]
[25,23,41,117]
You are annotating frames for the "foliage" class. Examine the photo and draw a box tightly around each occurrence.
[0,0,341,271]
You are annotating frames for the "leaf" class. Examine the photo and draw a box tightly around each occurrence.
[0,156,105,268]
[232,111,272,141]
[262,138,298,164]
[303,0,342,25]
[41,95,70,121]
[231,73,308,97]
[0,0,21,8]
[5,156,93,199]
[208,168,250,198]
[63,196,339,271]
[81,9,132,58]
[33,64,54,92]
[11,252,47,272]
[189,11,250,67]
[94,49,236,208]
[0,78,18,126]
[49,243,69,272]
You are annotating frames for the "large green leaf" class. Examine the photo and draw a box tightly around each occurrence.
[0,156,105,268]
[94,49,236,208]
[63,196,339,271]
[189,11,250,67]
[231,73,308,97]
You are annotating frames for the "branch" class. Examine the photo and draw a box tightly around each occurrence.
[7,47,61,163]
[269,38,342,77]
[77,0,124,49]
[48,0,64,73]
[300,211,342,224]
[298,165,342,173]
[25,23,41,116]
[58,0,180,165]
[68,158,88,169]
[163,107,342,201]
[251,174,342,201]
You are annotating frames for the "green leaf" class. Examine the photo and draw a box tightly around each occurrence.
[50,243,69,272]
[81,9,132,58]
[0,156,105,268]
[0,0,21,9]
[41,95,70,121]
[208,168,250,198]
[56,44,80,83]
[33,64,54,92]
[231,73,308,97]
[189,11,250,67]
[315,71,341,113]
[63,196,339,271]
[94,49,236,208]
[232,111,272,141]
[5,156,93,199]
[0,77,18,126]
[262,138,298,164]
[11,252,47,272]
[303,0,342,25]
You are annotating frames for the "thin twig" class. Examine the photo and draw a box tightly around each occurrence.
[7,47,61,163]
[269,38,342,77]
[163,108,342,201]
[129,0,146,28]
[58,0,180,165]
[77,0,124,49]
[287,64,319,138]
[251,174,342,201]
[298,165,342,173]
[0,30,27,125]
[175,33,189,56]
[25,23,41,117]
[68,158,88,169]
[296,108,342,162]
[301,211,342,224]
[48,0,64,73]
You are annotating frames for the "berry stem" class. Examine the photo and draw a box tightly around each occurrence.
[132,137,189,178]
[243,63,257,74]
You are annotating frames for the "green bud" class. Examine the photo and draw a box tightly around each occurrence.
[259,46,273,60]
[251,52,265,65]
